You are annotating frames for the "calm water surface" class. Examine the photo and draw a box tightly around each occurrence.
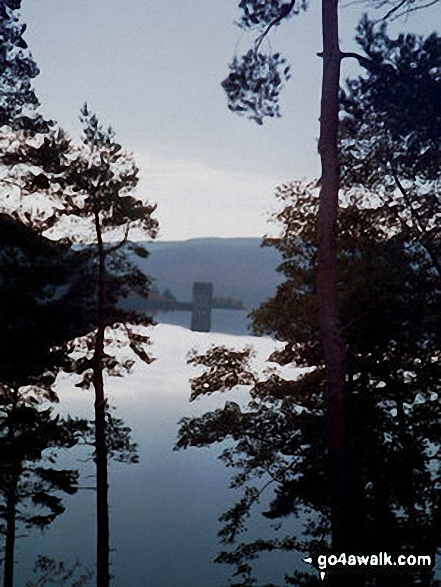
[155,308,252,336]
[15,315,302,587]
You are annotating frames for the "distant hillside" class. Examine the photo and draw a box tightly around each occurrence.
[133,237,283,310]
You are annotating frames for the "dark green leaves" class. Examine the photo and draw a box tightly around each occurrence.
[188,346,256,400]
[222,50,290,124]
[222,0,301,124]
[340,16,441,185]
[177,182,441,584]
[237,0,305,30]
[0,0,46,131]
[340,17,441,279]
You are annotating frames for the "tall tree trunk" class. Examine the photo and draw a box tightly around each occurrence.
[95,400,110,587]
[4,411,20,587]
[4,462,19,587]
[317,0,350,553]
[93,211,110,587]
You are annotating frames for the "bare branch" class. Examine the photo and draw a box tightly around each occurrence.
[395,0,441,15]
[374,0,440,20]
[343,0,440,20]
[254,0,297,52]
[0,177,20,188]
[381,0,408,20]
[105,223,131,255]
[389,161,441,278]
[340,51,374,68]
[389,162,426,235]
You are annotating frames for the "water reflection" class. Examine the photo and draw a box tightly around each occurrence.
[6,254,439,587]
[178,343,441,586]
[155,308,251,336]
[0,375,140,587]
[176,195,441,585]
[25,556,93,587]
[8,314,439,586]
[94,399,139,587]
[14,325,261,587]
[0,218,139,586]
[0,218,91,586]
[66,323,145,587]
[0,400,87,587]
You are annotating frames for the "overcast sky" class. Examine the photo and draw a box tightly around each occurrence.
[20,0,439,240]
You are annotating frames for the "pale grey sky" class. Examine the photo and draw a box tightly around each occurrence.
[20,0,439,240]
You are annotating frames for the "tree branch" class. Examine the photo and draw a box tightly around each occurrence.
[105,223,131,255]
[254,0,297,52]
[341,310,370,333]
[381,0,440,20]
[339,51,374,68]
[389,161,441,278]
[389,163,426,234]
[381,0,408,20]
[398,0,441,14]
[0,177,21,188]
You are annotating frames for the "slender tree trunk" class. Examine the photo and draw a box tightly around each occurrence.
[317,0,350,552]
[93,211,110,587]
[4,463,19,587]
[95,399,110,587]
[4,411,19,587]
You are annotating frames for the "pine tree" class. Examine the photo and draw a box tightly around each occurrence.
[0,0,46,131]
[6,105,158,586]
[221,0,440,551]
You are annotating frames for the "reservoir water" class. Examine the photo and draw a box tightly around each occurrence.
[8,311,440,586]
[154,307,252,336]
[12,314,304,587]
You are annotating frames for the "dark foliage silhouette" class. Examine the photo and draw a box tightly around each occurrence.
[177,183,441,586]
